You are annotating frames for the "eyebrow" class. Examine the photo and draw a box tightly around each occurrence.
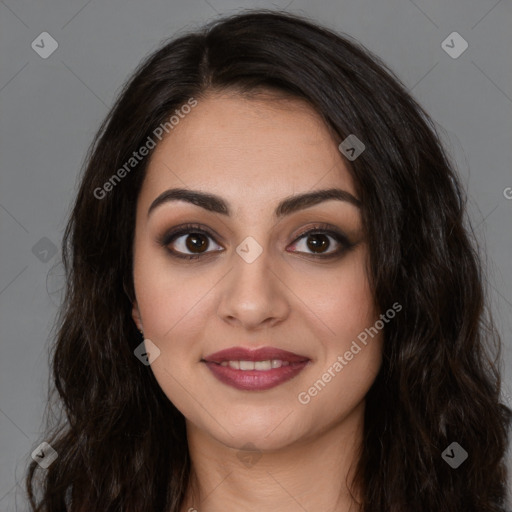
[147,187,361,218]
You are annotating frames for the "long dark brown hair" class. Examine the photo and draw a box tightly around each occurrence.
[25,10,511,511]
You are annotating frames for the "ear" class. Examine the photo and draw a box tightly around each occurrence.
[131,301,143,332]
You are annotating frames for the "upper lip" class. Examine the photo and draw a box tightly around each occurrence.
[202,346,310,364]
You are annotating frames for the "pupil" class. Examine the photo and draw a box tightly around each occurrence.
[307,233,329,253]
[186,233,207,253]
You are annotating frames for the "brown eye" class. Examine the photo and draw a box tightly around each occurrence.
[168,231,223,258]
[288,227,354,258]
[184,233,209,253]
[159,224,224,260]
[305,233,331,253]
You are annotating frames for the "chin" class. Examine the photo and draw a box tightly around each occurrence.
[214,421,300,452]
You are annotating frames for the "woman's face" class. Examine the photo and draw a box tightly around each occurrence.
[131,92,384,450]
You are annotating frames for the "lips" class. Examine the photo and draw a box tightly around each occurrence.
[201,346,311,391]
[202,346,309,364]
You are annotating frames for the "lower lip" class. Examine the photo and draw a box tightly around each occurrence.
[203,361,310,391]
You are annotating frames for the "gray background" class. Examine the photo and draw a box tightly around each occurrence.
[1,0,511,509]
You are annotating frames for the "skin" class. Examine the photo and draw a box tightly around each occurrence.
[131,91,384,512]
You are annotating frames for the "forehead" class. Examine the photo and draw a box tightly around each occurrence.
[140,92,357,207]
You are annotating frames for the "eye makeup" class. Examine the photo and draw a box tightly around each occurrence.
[155,221,357,261]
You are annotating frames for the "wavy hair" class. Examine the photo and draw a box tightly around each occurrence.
[26,9,511,511]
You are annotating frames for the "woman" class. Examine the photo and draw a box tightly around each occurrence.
[25,10,511,512]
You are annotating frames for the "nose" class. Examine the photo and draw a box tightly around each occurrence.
[216,241,290,331]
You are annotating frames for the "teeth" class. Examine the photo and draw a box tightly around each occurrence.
[239,360,254,370]
[218,359,291,370]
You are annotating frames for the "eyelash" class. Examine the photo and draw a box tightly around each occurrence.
[158,222,354,261]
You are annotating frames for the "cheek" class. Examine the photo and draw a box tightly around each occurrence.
[133,255,210,409]
[293,248,376,341]
[326,266,376,340]
[133,245,216,340]
[294,250,382,401]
